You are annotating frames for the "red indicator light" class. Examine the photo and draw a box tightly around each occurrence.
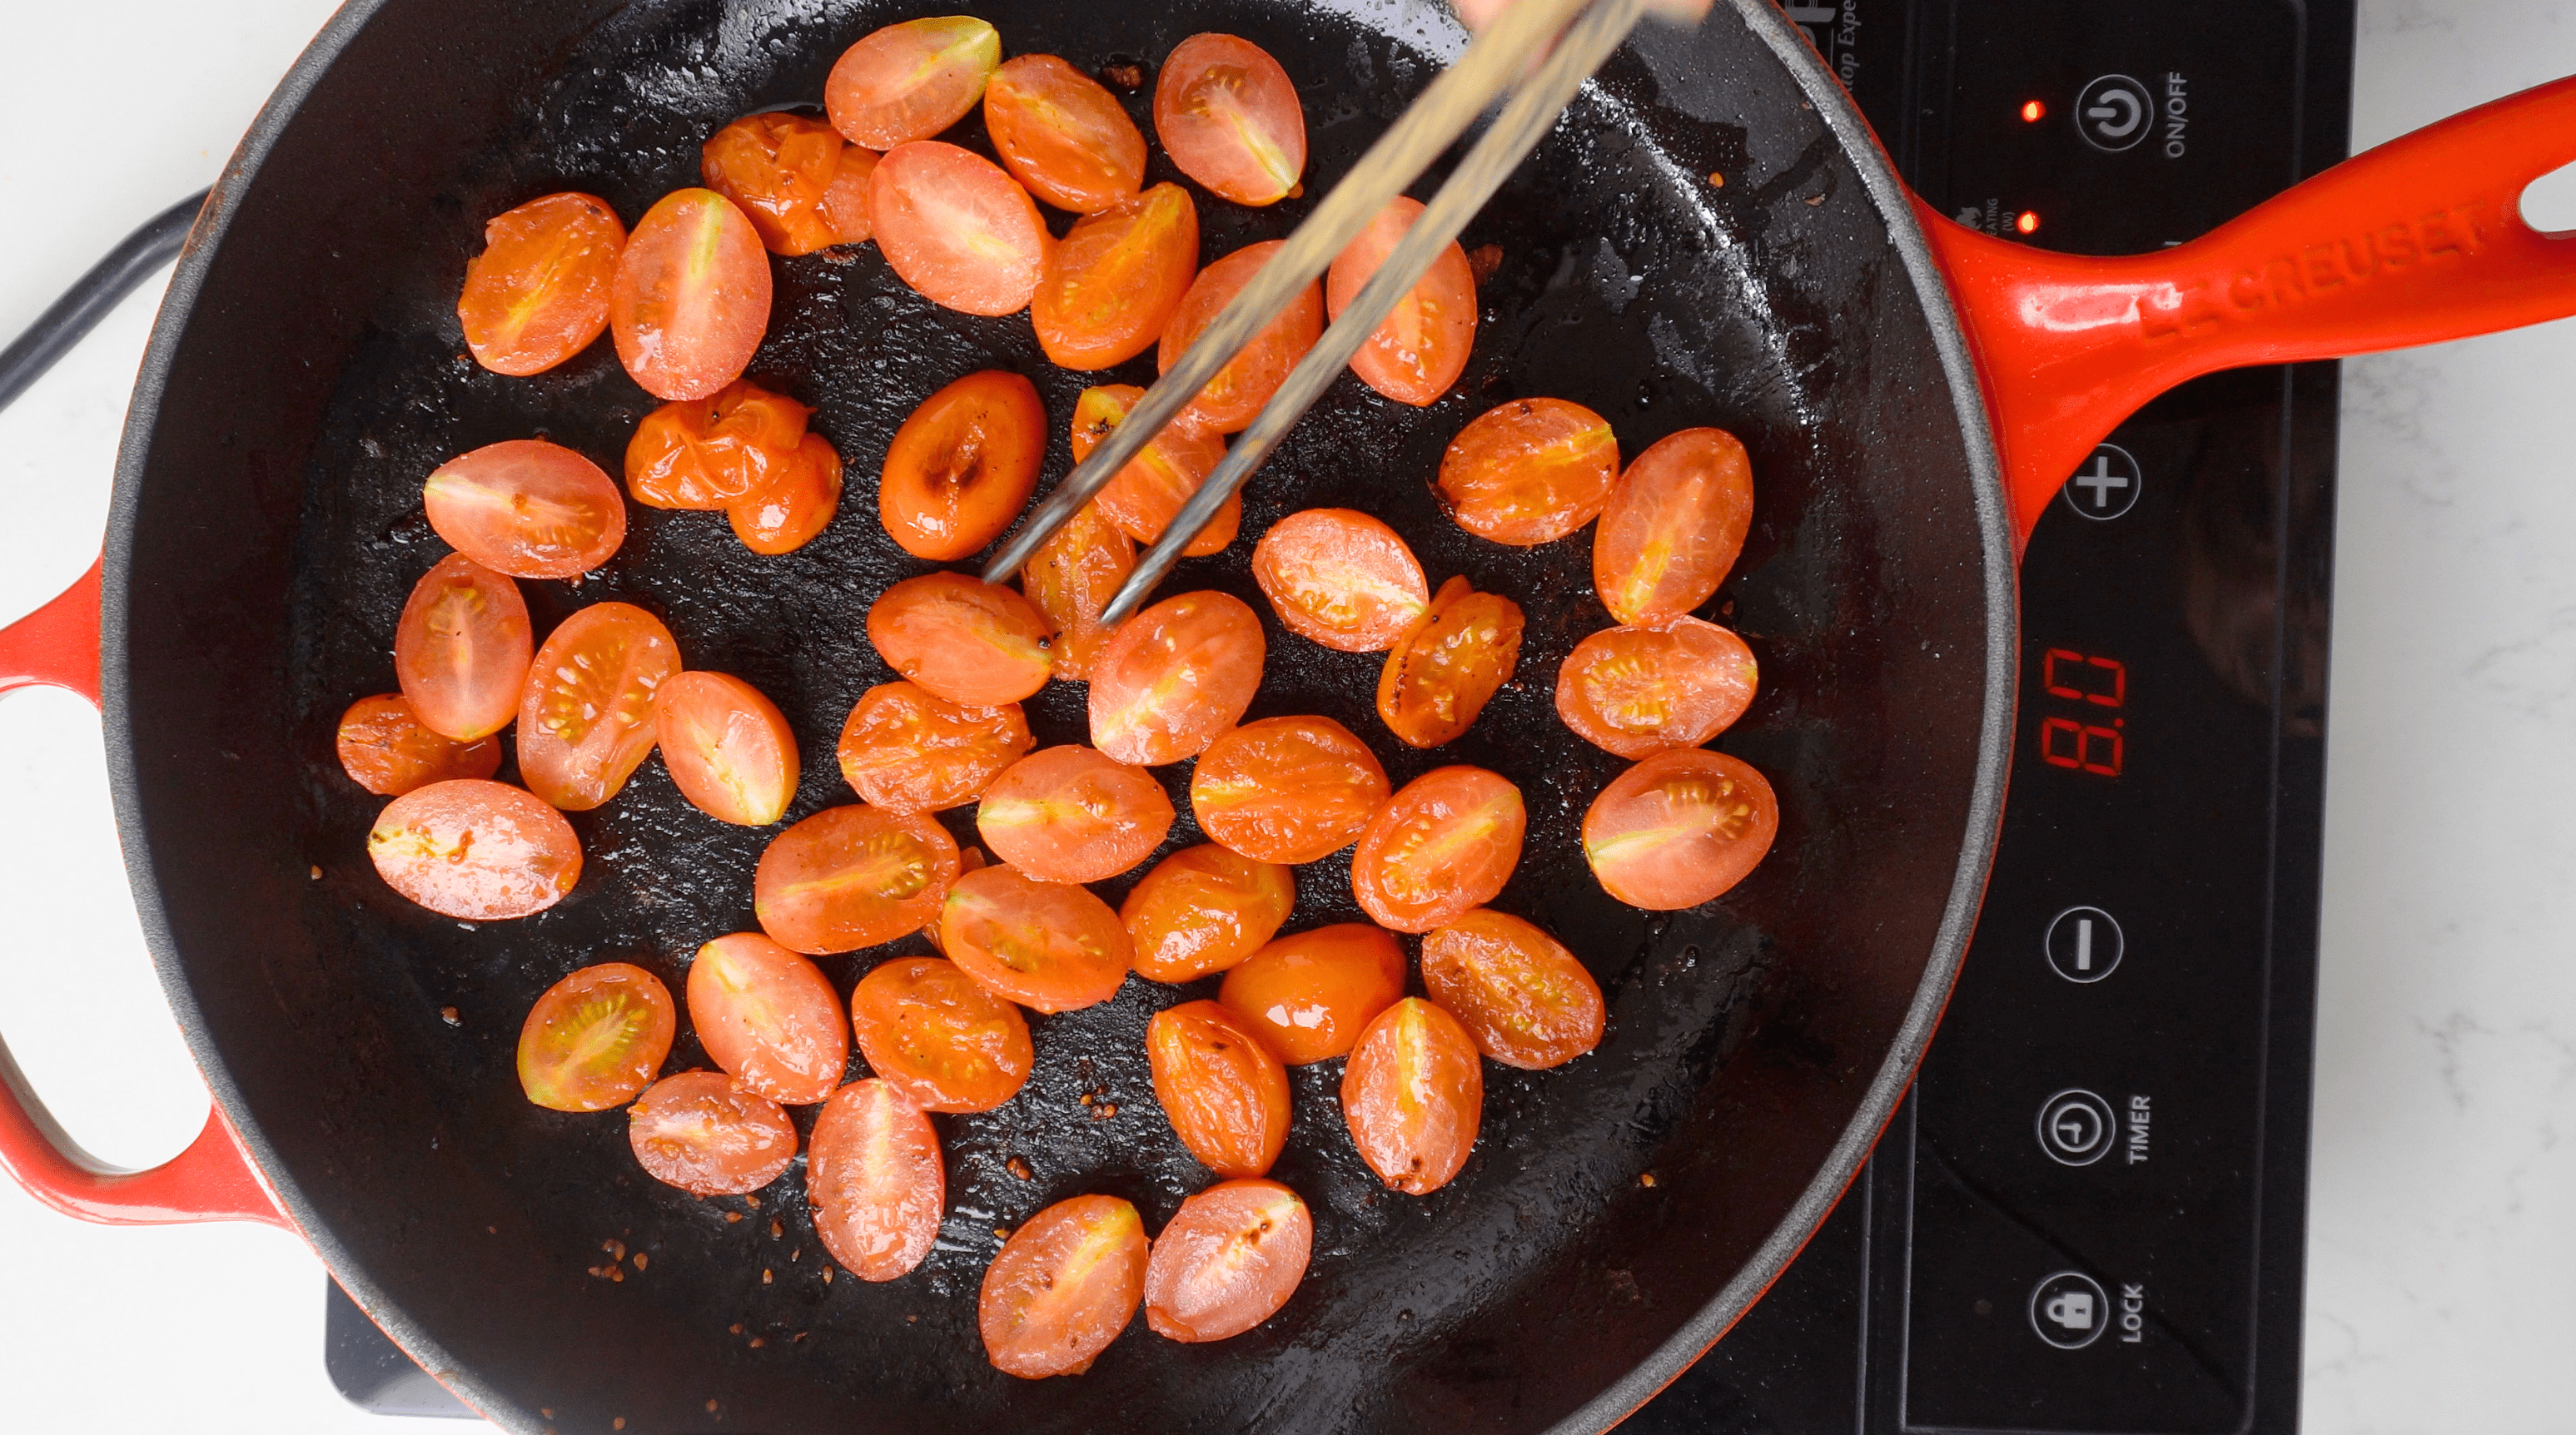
[2015,211,2041,235]
[2021,99,2046,122]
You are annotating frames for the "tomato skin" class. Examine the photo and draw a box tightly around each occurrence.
[1153,35,1307,206]
[1377,576,1524,749]
[1438,397,1620,546]
[1033,186,1199,371]
[939,864,1132,1013]
[1581,748,1778,910]
[628,1070,799,1197]
[609,188,773,402]
[984,55,1147,214]
[1148,1000,1291,1178]
[1341,997,1484,1194]
[336,693,500,797]
[653,672,799,826]
[1018,501,1136,681]
[457,192,625,377]
[625,379,810,511]
[700,112,849,256]
[368,778,582,921]
[1216,923,1405,1065]
[1326,196,1476,406]
[826,16,1002,150]
[1350,766,1526,933]
[729,431,843,555]
[821,144,882,246]
[1159,241,1324,434]
[1070,385,1237,557]
[867,573,1054,707]
[1087,590,1266,767]
[1121,845,1295,983]
[395,554,532,742]
[976,745,1175,884]
[837,680,1032,814]
[754,803,962,954]
[848,955,1033,1112]
[869,141,1051,317]
[1420,910,1605,1070]
[1593,427,1756,625]
[1142,1179,1311,1343]
[808,1078,945,1281]
[1554,617,1758,759]
[516,602,683,812]
[422,439,627,580]
[686,933,848,1105]
[1189,716,1389,865]
[878,370,1047,561]
[515,961,676,1112]
[1251,508,1430,653]
[980,1194,1151,1378]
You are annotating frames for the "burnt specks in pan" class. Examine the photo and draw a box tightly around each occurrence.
[1099,57,1146,92]
[1466,243,1504,286]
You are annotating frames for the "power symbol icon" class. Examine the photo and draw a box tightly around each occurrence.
[2076,76,2155,152]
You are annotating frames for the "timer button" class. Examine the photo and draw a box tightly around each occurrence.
[2063,443,2142,519]
[2036,1089,2120,1165]
[2045,906,2124,983]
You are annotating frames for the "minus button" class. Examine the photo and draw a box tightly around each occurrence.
[2044,906,2124,984]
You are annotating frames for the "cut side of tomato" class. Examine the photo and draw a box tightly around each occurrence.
[368,778,582,921]
[976,745,1175,884]
[625,379,810,511]
[1216,923,1405,1065]
[1581,747,1778,910]
[984,54,1147,214]
[729,430,843,555]
[826,16,1002,150]
[394,554,531,742]
[837,680,1032,814]
[1033,186,1199,371]
[701,111,850,256]
[879,370,1047,561]
[628,1070,799,1197]
[1593,426,1756,625]
[1142,1179,1311,1343]
[848,955,1033,1113]
[1554,616,1758,758]
[1189,715,1389,865]
[515,961,676,1112]
[1377,576,1524,749]
[979,1194,1151,1378]
[1121,845,1295,984]
[422,439,626,580]
[686,932,848,1105]
[754,803,962,954]
[1018,500,1136,681]
[1147,1000,1290,1178]
[336,693,500,797]
[608,187,773,402]
[457,191,625,377]
[1087,590,1266,767]
[1153,34,1307,206]
[808,1077,945,1281]
[869,141,1051,317]
[939,863,1132,1013]
[1340,997,1483,1194]
[867,572,1054,707]
[1350,765,1525,933]
[1326,196,1476,406]
[653,671,799,826]
[516,602,682,812]
[1420,910,1605,1070]
[1070,385,1237,557]
[1158,241,1322,434]
[1251,508,1429,653]
[1438,396,1620,546]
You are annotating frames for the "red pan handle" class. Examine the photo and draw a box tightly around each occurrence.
[0,560,290,1228]
[1922,72,2576,550]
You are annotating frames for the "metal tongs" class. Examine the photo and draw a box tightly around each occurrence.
[981,0,1653,623]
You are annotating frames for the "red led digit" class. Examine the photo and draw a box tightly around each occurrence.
[2043,649,2086,700]
[2040,717,2125,777]
[2043,648,2127,708]
[2086,655,2125,707]
[2079,722,2124,776]
[2041,716,2086,769]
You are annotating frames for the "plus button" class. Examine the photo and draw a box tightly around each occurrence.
[2061,444,2142,521]
[2072,457,2128,509]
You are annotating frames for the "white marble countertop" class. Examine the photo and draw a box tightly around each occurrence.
[0,2,2566,1431]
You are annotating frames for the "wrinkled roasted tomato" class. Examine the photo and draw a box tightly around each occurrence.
[1188,716,1389,865]
[729,431,843,555]
[1377,576,1524,749]
[1121,845,1295,984]
[1250,508,1428,653]
[808,1078,945,1281]
[754,803,962,953]
[1340,997,1483,1194]
[700,111,857,256]
[335,693,500,797]
[975,745,1175,884]
[939,863,1132,1013]
[457,191,625,376]
[1349,765,1525,933]
[1437,396,1619,546]
[624,380,809,511]
[879,370,1047,561]
[1147,999,1290,1178]
[1216,923,1406,1065]
[1554,616,1758,758]
[848,955,1034,1112]
[837,680,1032,814]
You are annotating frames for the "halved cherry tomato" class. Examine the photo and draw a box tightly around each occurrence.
[1159,241,1323,433]
[395,554,532,742]
[808,1077,945,1281]
[837,680,1032,814]
[869,141,1051,317]
[687,933,848,1105]
[826,16,1002,150]
[879,370,1047,561]
[729,431,843,554]
[625,379,809,511]
[516,602,682,811]
[849,955,1033,1112]
[982,1197,1151,1379]
[1594,427,1756,625]
[976,745,1175,883]
[1153,35,1306,206]
[1216,923,1405,1065]
[1554,616,1758,759]
[609,187,773,402]
[1087,590,1266,767]
[653,672,799,826]
[1341,997,1483,1194]
[1326,196,1475,405]
[368,778,582,920]
[1142,1179,1310,1343]
[1147,1000,1290,1178]
[701,112,848,256]
[924,845,988,952]
[1189,716,1389,865]
[1350,766,1524,932]
[755,804,961,954]
[422,439,626,580]
[336,693,500,796]
[1250,508,1428,653]
[1018,500,1136,681]
[1121,845,1295,983]
[984,55,1146,214]
[939,863,1131,1013]
[1438,396,1619,545]
[1378,576,1524,749]
[457,192,625,376]
[1581,748,1778,910]
[515,961,675,1112]
[821,144,882,246]
[868,573,1054,707]
[628,1070,798,1197]
[1033,186,1199,371]
[1420,910,1604,1070]
[1069,385,1237,556]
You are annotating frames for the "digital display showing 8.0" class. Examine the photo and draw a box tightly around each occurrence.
[2038,648,2126,777]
